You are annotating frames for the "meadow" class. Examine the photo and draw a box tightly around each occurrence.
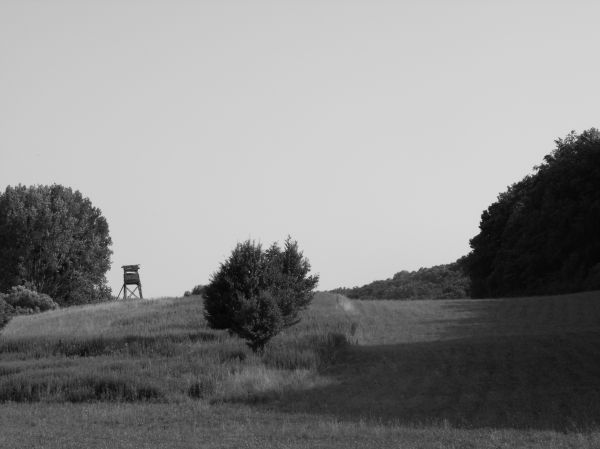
[1,291,600,448]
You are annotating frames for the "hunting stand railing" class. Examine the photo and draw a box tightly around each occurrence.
[117,264,143,299]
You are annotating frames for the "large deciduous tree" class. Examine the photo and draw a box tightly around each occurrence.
[0,184,113,305]
[466,129,600,297]
[203,237,319,352]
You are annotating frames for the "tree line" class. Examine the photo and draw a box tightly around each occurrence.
[331,128,600,300]
[331,262,470,300]
[465,129,600,297]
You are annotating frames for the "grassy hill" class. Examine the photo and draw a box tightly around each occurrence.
[2,292,600,448]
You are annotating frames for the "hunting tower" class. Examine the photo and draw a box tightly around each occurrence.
[117,264,143,299]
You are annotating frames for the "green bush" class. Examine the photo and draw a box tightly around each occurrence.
[3,286,58,313]
[204,237,319,352]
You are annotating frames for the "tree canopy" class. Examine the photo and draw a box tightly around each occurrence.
[0,184,113,305]
[466,129,600,297]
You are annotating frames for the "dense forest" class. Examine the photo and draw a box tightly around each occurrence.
[466,129,600,298]
[335,129,600,301]
[331,262,470,300]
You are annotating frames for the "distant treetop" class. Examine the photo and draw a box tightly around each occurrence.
[331,261,470,300]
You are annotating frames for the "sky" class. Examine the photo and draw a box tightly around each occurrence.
[1,1,599,297]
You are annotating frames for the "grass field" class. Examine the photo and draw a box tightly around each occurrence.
[2,291,600,448]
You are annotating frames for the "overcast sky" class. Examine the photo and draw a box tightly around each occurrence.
[1,1,598,296]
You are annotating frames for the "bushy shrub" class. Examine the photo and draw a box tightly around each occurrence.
[204,237,319,352]
[3,286,59,313]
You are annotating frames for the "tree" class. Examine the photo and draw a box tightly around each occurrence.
[466,129,600,297]
[203,237,319,351]
[0,185,113,306]
[184,284,206,297]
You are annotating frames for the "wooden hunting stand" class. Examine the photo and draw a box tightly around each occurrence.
[117,265,143,299]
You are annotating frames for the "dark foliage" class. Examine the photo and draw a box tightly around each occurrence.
[184,285,206,297]
[203,237,319,351]
[0,184,113,306]
[2,286,59,313]
[0,286,58,331]
[0,296,15,331]
[466,129,600,297]
[331,261,470,300]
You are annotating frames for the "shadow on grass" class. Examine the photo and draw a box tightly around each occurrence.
[262,332,600,431]
[205,292,600,431]
[433,291,600,340]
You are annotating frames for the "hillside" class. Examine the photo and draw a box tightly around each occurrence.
[0,294,353,403]
[331,262,469,300]
[2,291,600,448]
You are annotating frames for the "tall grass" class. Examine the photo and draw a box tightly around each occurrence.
[0,293,354,403]
[3,290,600,431]
[4,290,600,447]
